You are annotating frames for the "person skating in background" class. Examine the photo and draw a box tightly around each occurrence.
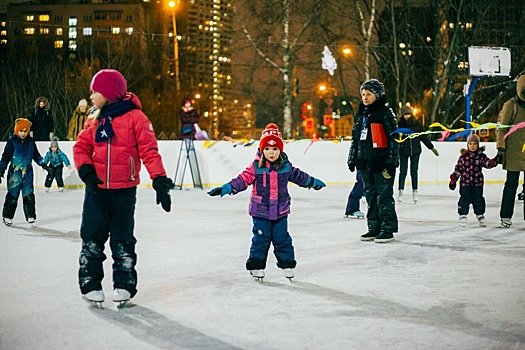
[73,69,174,308]
[0,118,50,226]
[67,99,90,141]
[496,75,525,228]
[344,170,365,218]
[449,133,497,227]
[179,98,200,139]
[208,123,326,281]
[43,137,72,192]
[29,97,54,141]
[347,79,399,243]
[397,105,439,203]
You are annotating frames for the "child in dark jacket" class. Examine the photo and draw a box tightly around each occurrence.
[449,133,497,227]
[43,137,72,192]
[208,123,326,281]
[0,118,50,226]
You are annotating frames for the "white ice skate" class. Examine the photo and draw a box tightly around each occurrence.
[459,215,467,227]
[58,187,64,192]
[500,218,512,228]
[250,269,265,282]
[27,217,35,226]
[412,190,418,203]
[113,288,131,309]
[477,215,486,227]
[45,188,50,193]
[82,290,104,309]
[283,268,295,281]
[397,190,403,202]
[3,218,12,226]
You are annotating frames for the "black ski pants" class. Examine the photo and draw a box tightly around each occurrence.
[361,168,398,234]
[44,164,64,188]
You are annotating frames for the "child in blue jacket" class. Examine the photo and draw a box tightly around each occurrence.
[208,123,325,281]
[43,137,72,192]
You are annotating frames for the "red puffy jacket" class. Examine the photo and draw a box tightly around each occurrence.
[73,93,167,189]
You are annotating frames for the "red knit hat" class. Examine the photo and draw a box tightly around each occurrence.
[90,69,127,104]
[259,123,284,153]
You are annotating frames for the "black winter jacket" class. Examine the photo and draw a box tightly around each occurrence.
[397,116,434,157]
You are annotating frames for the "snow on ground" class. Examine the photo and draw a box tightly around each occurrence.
[0,183,524,349]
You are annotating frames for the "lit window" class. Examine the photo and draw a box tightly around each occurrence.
[25,15,34,21]
[0,39,7,44]
[69,40,77,50]
[24,28,35,35]
[40,28,49,34]
[69,27,77,38]
[56,28,63,35]
[39,14,50,22]
[112,27,120,34]
[125,27,133,35]
[69,16,77,26]
[0,30,6,36]
[83,27,92,36]
[54,40,63,48]
[1,21,5,26]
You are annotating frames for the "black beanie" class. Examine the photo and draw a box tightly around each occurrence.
[360,79,385,100]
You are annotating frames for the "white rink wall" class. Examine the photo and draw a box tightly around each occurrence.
[0,140,507,189]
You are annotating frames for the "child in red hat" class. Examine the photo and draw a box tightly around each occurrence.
[208,123,326,281]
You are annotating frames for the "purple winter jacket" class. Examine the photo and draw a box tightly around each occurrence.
[453,146,497,187]
[229,153,312,220]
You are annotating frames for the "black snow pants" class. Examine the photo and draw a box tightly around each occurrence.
[361,168,398,234]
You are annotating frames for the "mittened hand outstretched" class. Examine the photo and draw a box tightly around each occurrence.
[431,148,440,156]
[152,176,174,212]
[78,164,103,194]
[449,173,459,191]
[207,183,232,197]
[308,177,326,190]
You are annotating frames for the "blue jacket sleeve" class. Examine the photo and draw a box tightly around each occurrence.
[0,139,14,172]
[58,150,71,166]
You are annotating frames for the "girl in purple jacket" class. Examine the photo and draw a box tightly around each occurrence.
[449,133,497,227]
[208,123,325,281]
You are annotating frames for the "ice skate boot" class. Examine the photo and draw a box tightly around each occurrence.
[45,188,50,193]
[58,187,64,193]
[82,290,104,309]
[397,190,403,202]
[113,288,131,309]
[412,190,418,203]
[250,269,265,282]
[459,215,467,227]
[27,217,35,226]
[500,218,512,228]
[374,232,394,243]
[283,268,295,281]
[3,217,12,226]
[348,210,364,219]
[477,215,486,227]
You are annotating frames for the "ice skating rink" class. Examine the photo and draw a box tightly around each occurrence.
[1,183,524,350]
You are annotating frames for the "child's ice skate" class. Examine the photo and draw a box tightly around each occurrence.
[345,210,364,219]
[477,215,486,227]
[82,290,104,309]
[113,288,131,309]
[3,217,13,226]
[500,218,512,228]
[250,269,265,282]
[459,215,467,227]
[412,190,418,203]
[27,217,35,226]
[283,268,294,281]
[397,190,403,202]
[58,187,64,192]
[45,187,50,193]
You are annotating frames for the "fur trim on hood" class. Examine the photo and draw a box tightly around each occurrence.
[34,96,51,110]
[460,145,485,155]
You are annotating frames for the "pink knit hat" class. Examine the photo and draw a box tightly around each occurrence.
[259,123,284,153]
[90,69,127,104]
[467,133,480,145]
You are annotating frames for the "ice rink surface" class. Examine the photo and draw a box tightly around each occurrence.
[1,183,524,350]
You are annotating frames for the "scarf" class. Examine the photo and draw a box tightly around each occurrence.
[95,99,135,143]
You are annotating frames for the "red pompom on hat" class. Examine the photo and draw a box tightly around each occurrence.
[259,123,284,153]
[90,69,127,104]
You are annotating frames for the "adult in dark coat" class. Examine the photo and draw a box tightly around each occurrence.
[29,97,54,141]
[347,79,399,243]
[179,98,200,139]
[397,105,439,203]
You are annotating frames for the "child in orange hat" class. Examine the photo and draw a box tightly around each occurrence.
[0,118,50,226]
[208,123,326,281]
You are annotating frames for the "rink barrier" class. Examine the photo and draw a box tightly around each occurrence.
[0,140,511,189]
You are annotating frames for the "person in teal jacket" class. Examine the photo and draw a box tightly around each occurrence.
[43,137,72,192]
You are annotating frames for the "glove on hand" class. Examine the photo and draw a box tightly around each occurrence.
[496,148,506,165]
[207,183,233,197]
[152,176,174,212]
[78,164,103,194]
[308,177,326,191]
[383,163,396,179]
[449,173,459,191]
[41,164,51,173]
[0,170,3,184]
[431,148,440,156]
[348,162,356,172]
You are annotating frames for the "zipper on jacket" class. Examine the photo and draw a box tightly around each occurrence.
[130,156,135,180]
[106,135,111,188]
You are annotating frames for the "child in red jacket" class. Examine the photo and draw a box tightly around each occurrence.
[449,133,497,227]
[73,69,174,308]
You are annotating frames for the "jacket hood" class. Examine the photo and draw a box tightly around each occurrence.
[460,145,485,155]
[517,75,525,101]
[34,96,50,110]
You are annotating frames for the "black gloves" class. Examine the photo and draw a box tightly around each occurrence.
[78,164,103,194]
[383,163,396,179]
[207,183,233,197]
[41,164,51,173]
[152,176,174,212]
[348,162,356,172]
[496,148,506,165]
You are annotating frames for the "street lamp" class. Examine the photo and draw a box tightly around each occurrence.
[168,1,180,92]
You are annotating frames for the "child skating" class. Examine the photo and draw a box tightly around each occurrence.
[73,69,173,308]
[43,137,72,192]
[449,133,497,227]
[207,123,326,281]
[0,118,50,226]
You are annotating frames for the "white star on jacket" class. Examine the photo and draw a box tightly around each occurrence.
[100,130,108,138]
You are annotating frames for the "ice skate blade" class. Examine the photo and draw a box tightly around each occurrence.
[115,300,131,309]
[82,296,103,309]
[286,277,293,283]
[251,276,264,283]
